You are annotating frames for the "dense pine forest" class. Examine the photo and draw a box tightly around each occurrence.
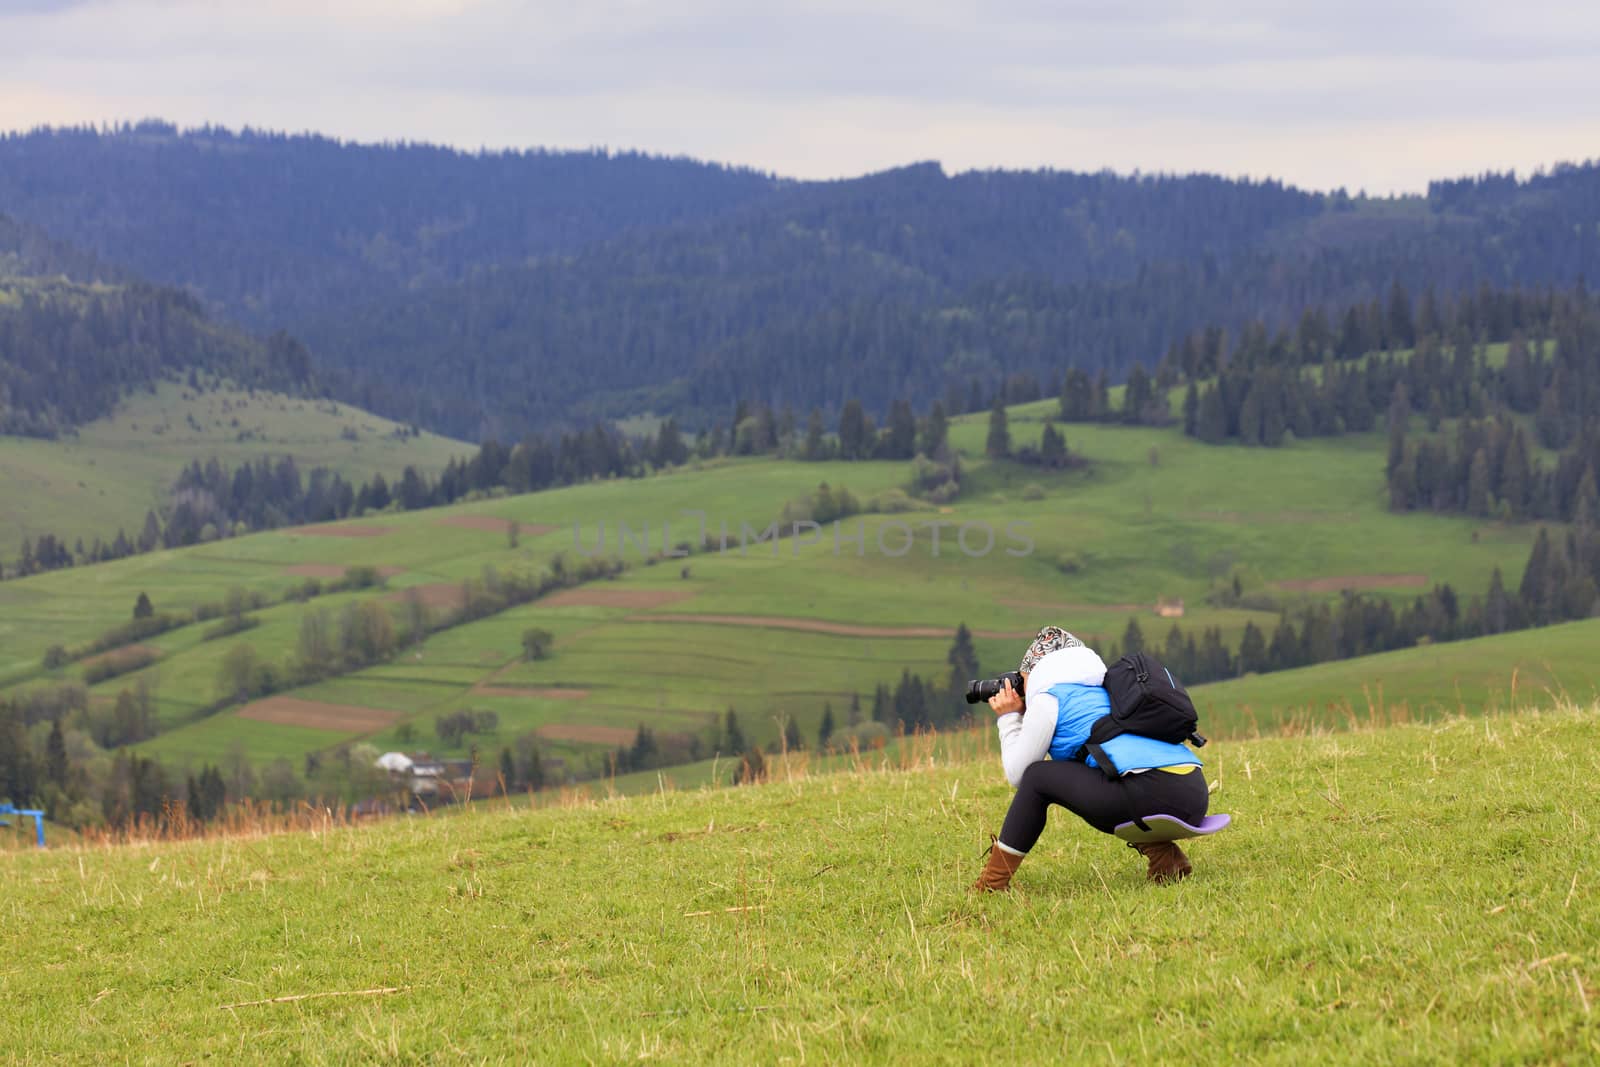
[3,124,1599,440]
[0,274,316,437]
[0,122,778,328]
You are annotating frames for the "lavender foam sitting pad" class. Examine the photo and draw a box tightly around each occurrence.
[1113,813,1232,844]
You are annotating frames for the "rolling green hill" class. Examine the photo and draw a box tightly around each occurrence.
[3,706,1595,1062]
[2,402,1554,789]
[0,381,473,559]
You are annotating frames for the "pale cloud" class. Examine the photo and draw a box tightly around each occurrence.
[1,0,1598,191]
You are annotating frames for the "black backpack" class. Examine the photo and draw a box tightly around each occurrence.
[1079,652,1207,771]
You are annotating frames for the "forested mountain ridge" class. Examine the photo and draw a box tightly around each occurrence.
[4,123,1599,439]
[0,230,317,437]
[0,122,781,328]
[0,213,125,284]
[318,163,1600,435]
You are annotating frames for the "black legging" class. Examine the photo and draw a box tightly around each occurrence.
[998,759,1209,853]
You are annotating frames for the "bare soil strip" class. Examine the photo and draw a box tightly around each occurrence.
[238,696,402,732]
[1013,600,1145,615]
[536,722,636,745]
[625,613,1035,640]
[284,564,404,578]
[540,588,695,610]
[1274,574,1428,593]
[1186,511,1361,524]
[434,515,558,535]
[473,686,591,700]
[289,524,393,538]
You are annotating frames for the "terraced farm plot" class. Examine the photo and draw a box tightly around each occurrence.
[237,696,404,732]
[5,404,1566,787]
[433,515,557,535]
[538,587,695,609]
[287,524,393,538]
[138,711,353,766]
[1274,573,1429,592]
[535,722,637,745]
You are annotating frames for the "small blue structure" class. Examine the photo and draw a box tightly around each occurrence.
[0,803,46,848]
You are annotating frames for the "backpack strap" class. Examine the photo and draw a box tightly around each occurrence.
[1071,712,1121,765]
[1085,741,1119,779]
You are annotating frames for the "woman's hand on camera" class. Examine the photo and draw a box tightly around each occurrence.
[987,677,1023,717]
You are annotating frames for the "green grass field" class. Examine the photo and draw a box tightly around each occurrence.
[0,381,473,558]
[454,615,1600,802]
[0,396,1559,781]
[3,705,1596,1063]
[1194,617,1600,734]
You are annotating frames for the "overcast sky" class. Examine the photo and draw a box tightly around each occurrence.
[2,0,1598,193]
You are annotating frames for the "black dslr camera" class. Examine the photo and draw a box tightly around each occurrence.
[964,671,1024,705]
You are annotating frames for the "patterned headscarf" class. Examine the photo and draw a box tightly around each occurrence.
[1019,625,1084,675]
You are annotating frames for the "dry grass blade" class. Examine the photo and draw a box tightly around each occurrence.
[220,986,406,1010]
[682,905,766,917]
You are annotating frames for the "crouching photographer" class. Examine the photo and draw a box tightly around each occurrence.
[971,626,1209,892]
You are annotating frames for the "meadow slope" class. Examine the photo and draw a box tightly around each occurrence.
[0,381,471,558]
[1,405,1553,781]
[3,706,1596,1063]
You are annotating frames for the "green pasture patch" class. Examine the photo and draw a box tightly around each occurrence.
[293,678,472,717]
[357,661,504,688]
[408,691,714,756]
[0,380,472,558]
[136,712,349,768]
[0,456,917,682]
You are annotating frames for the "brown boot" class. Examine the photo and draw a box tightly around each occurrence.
[972,842,1026,893]
[1132,841,1192,884]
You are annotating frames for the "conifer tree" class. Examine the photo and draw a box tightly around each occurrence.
[803,409,827,461]
[723,708,745,754]
[946,623,979,701]
[838,399,868,460]
[920,401,949,458]
[45,718,69,790]
[1386,382,1411,475]
[886,399,917,459]
[1196,385,1227,443]
[1484,567,1510,634]
[985,397,1011,458]
[1121,617,1145,656]
[1237,621,1268,674]
[1040,420,1068,468]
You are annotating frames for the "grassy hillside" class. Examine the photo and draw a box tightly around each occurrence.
[4,706,1596,1062]
[488,616,1600,801]
[1193,617,1600,734]
[0,381,472,557]
[1,402,1552,780]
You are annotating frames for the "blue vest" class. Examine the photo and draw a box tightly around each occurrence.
[1045,683,1202,774]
